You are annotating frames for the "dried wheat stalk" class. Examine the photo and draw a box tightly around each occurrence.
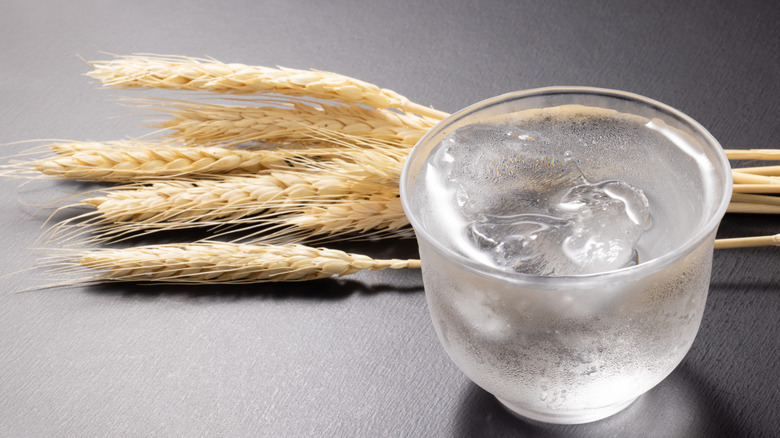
[12,140,295,181]
[731,184,780,194]
[87,54,448,119]
[280,194,409,240]
[731,172,780,185]
[727,179,780,213]
[16,55,780,278]
[725,149,780,160]
[714,234,780,250]
[55,186,408,247]
[81,172,391,225]
[57,242,420,284]
[730,193,780,206]
[732,165,780,176]
[136,98,436,147]
[59,234,780,287]
[3,138,409,185]
[726,160,780,215]
[727,203,780,214]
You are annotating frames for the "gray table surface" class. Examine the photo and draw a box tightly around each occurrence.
[1,0,778,436]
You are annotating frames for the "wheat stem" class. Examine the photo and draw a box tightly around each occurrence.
[134,98,436,147]
[22,140,301,181]
[731,172,780,185]
[54,234,780,288]
[276,193,411,242]
[724,149,780,160]
[714,234,780,249]
[731,184,780,194]
[729,193,780,206]
[732,165,780,176]
[87,54,448,119]
[4,138,410,185]
[727,202,780,214]
[82,173,390,225]
[68,242,420,284]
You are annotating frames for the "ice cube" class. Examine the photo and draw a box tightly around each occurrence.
[434,124,585,218]
[430,123,652,277]
[469,213,573,276]
[556,180,650,229]
[465,180,650,276]
[555,181,650,274]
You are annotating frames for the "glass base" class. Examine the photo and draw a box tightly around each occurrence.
[496,396,639,425]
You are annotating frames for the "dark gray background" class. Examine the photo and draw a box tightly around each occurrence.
[1,1,778,436]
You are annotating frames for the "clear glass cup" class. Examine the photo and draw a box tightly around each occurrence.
[400,87,732,424]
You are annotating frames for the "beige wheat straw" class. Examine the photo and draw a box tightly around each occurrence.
[731,172,780,185]
[87,54,448,119]
[54,234,779,288]
[727,203,780,214]
[731,184,780,194]
[13,55,780,283]
[65,242,420,284]
[730,193,780,206]
[22,141,295,181]
[81,172,393,225]
[291,127,409,183]
[732,165,780,176]
[137,98,436,147]
[715,234,780,250]
[281,194,409,240]
[725,149,780,161]
[3,139,409,185]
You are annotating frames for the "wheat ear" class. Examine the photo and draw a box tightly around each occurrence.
[87,54,448,119]
[53,183,410,246]
[5,138,410,184]
[134,98,436,147]
[82,172,392,225]
[271,193,411,242]
[17,140,302,181]
[60,242,420,284]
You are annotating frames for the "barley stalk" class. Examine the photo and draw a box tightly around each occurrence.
[82,172,391,225]
[276,193,410,242]
[731,171,780,185]
[61,235,778,287]
[64,242,421,284]
[292,130,408,184]
[732,165,780,176]
[731,184,780,194]
[87,54,448,119]
[64,237,777,286]
[3,138,409,185]
[727,202,780,214]
[137,98,436,147]
[10,56,780,289]
[23,140,297,181]
[725,149,780,160]
[729,193,780,206]
[714,234,780,249]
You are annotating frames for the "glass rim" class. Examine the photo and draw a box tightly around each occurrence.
[400,86,733,289]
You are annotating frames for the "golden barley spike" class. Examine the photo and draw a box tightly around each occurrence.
[87,54,448,119]
[65,242,421,284]
[132,98,436,147]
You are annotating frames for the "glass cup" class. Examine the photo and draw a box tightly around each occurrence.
[400,87,732,424]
